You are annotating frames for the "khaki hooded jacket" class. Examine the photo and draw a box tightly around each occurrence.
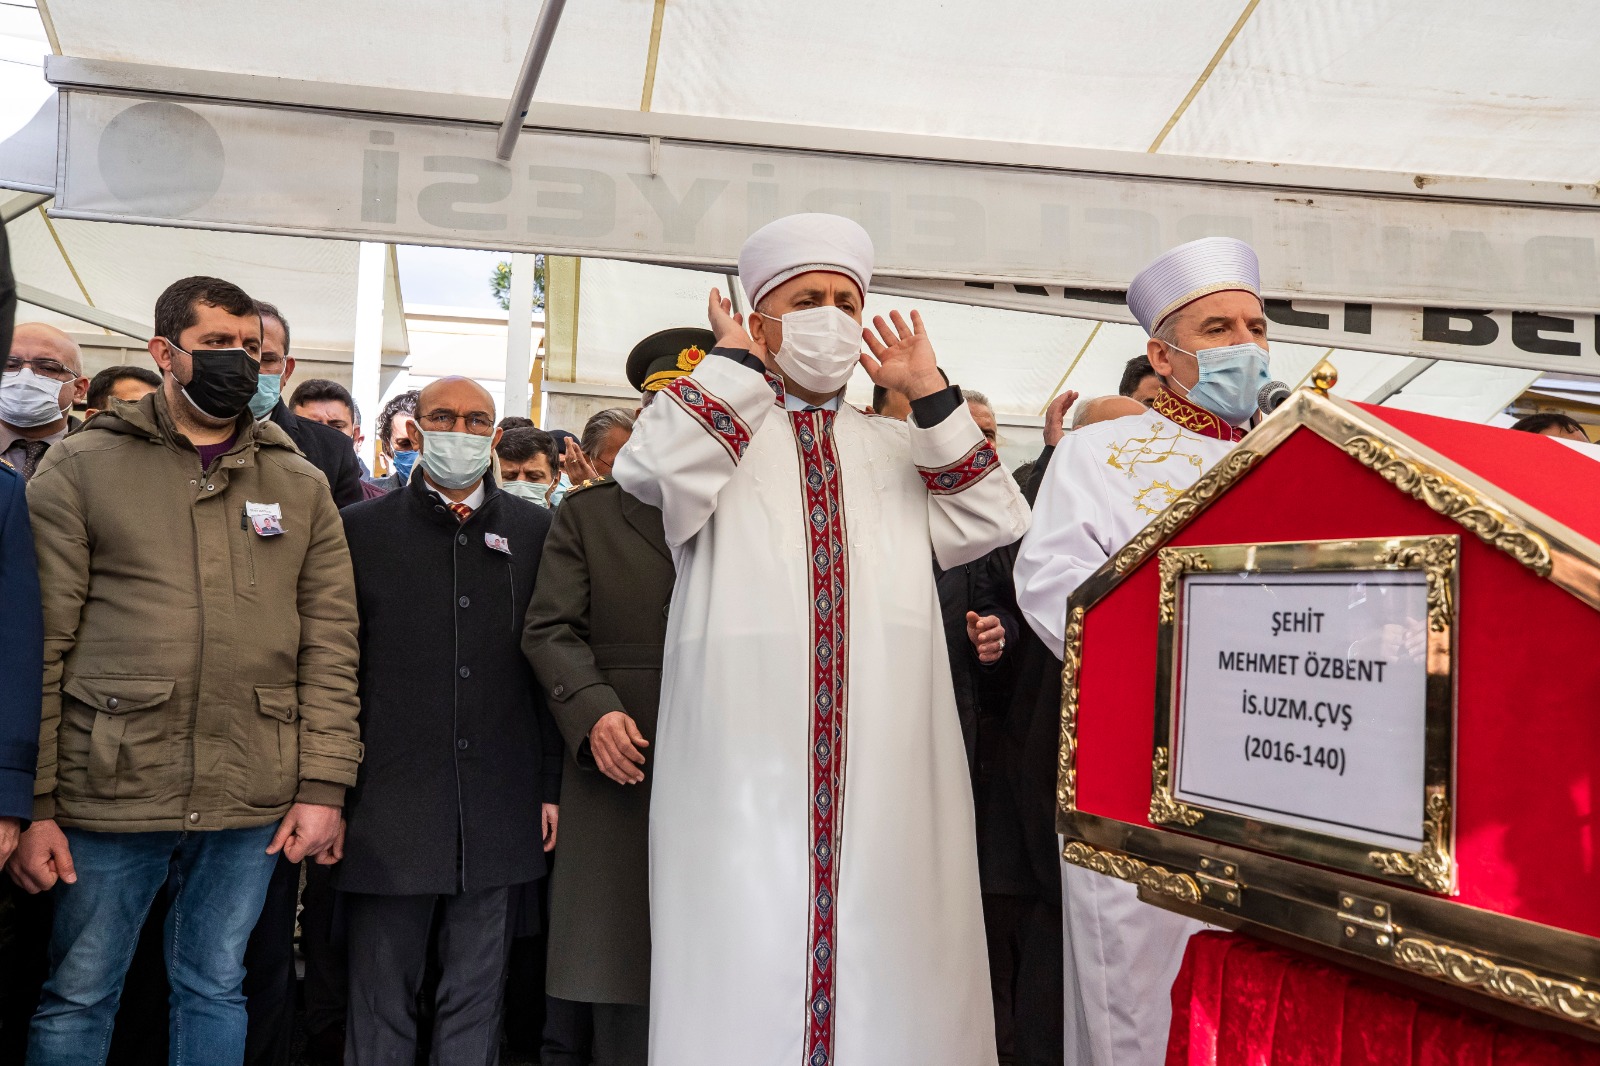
[25,388,362,831]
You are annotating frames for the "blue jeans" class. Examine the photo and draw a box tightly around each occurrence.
[27,824,279,1066]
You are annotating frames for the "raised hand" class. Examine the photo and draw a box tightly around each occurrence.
[561,438,599,485]
[861,310,946,402]
[707,288,754,352]
[1044,390,1079,447]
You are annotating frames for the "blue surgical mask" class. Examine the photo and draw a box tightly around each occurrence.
[547,473,573,507]
[1169,341,1270,426]
[391,449,419,482]
[501,479,552,507]
[248,373,282,420]
[419,431,494,490]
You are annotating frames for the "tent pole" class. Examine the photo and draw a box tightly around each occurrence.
[503,252,538,420]
[495,0,570,161]
[1,192,51,224]
[1364,359,1437,404]
[16,281,150,340]
[351,242,387,456]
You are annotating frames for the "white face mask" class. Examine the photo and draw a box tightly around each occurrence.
[500,478,551,507]
[418,431,495,490]
[0,368,69,428]
[760,305,862,394]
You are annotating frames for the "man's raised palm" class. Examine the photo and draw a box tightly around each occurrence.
[861,310,946,401]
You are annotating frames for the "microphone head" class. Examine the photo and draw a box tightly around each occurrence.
[1258,380,1291,414]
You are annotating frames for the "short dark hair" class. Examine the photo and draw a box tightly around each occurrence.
[255,300,290,356]
[85,365,161,411]
[872,366,949,413]
[375,389,420,453]
[496,426,560,467]
[498,416,536,431]
[289,378,359,425]
[1118,355,1157,397]
[153,276,256,344]
[1511,412,1585,437]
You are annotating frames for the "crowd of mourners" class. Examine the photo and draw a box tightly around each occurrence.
[0,260,1094,1066]
[0,213,1588,1066]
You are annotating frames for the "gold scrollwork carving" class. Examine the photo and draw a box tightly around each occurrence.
[1148,747,1204,827]
[1368,790,1456,894]
[1343,437,1552,577]
[1061,841,1202,905]
[1157,549,1211,625]
[1375,536,1457,632]
[1393,938,1600,1028]
[1110,450,1261,575]
[1056,607,1085,817]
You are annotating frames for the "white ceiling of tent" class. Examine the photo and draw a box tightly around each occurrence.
[6,204,410,355]
[8,0,1587,425]
[38,0,1600,182]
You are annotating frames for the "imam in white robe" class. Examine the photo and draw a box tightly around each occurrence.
[1013,391,1236,1066]
[615,351,1030,1066]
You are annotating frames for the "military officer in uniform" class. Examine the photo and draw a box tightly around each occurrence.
[520,328,704,1066]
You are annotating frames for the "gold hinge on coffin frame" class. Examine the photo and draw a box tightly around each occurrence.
[1196,856,1241,909]
[1338,892,1397,957]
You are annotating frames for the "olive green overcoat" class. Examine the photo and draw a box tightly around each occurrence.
[522,477,673,1005]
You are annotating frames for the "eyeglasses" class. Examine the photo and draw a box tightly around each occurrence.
[418,410,496,433]
[4,356,77,381]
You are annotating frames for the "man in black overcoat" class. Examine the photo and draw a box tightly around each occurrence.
[338,376,561,1065]
[253,302,363,508]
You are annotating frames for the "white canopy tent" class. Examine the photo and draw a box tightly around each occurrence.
[5,0,1598,446]
[2,200,410,377]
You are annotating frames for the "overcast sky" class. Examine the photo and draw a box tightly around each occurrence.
[395,245,507,311]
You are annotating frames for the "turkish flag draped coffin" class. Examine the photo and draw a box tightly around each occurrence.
[1166,932,1600,1066]
[1060,379,1600,1040]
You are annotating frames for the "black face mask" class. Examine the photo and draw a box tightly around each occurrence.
[169,340,259,421]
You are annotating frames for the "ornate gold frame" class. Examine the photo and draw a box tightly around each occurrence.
[1151,535,1459,894]
[1054,363,1600,1035]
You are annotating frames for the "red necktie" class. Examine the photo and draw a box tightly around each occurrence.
[448,502,473,523]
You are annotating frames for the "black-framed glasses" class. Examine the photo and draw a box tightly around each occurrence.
[4,356,77,381]
[418,410,496,433]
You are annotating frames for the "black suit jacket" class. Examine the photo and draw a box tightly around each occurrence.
[268,401,363,508]
[338,472,560,895]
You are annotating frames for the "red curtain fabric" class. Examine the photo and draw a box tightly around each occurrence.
[1166,932,1600,1066]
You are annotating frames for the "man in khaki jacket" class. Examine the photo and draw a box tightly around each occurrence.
[5,276,362,1066]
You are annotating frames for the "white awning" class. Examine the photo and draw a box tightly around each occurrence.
[8,0,1590,427]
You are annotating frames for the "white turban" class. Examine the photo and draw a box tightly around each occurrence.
[738,213,874,308]
[1126,237,1262,335]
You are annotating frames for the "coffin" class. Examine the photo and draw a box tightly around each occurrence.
[1058,363,1600,1036]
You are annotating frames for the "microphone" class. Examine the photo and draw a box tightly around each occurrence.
[1258,380,1291,415]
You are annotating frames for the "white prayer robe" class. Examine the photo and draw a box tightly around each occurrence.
[615,353,1029,1066]
[1014,407,1233,1066]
